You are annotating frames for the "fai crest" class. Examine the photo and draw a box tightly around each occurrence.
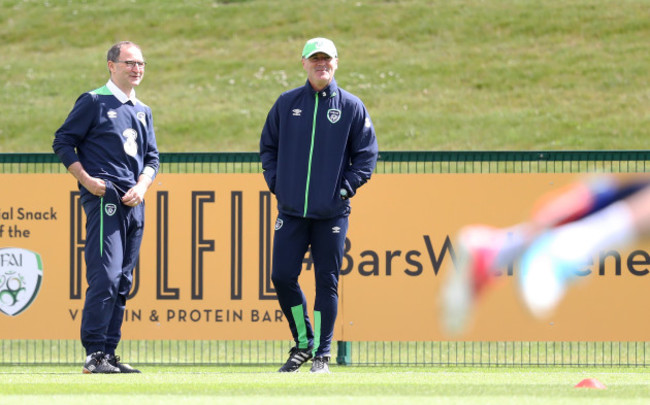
[105,203,117,216]
[327,109,341,124]
[0,248,43,317]
[274,218,283,231]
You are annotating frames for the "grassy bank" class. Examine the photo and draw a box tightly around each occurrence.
[1,0,649,152]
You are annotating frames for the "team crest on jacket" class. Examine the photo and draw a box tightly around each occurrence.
[274,218,283,231]
[105,204,117,216]
[327,109,341,124]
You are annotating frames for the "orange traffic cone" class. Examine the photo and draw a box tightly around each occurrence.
[574,378,606,389]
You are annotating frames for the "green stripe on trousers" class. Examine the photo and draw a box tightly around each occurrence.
[290,304,309,349]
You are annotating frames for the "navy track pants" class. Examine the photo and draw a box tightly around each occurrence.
[80,181,144,355]
[271,213,348,357]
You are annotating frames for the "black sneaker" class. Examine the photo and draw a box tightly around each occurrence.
[278,346,313,372]
[310,356,330,374]
[82,351,120,374]
[106,354,141,373]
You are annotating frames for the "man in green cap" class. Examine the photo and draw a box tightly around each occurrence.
[260,37,378,373]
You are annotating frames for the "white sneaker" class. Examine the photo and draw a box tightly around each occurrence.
[309,356,330,374]
[518,231,584,318]
[441,225,509,334]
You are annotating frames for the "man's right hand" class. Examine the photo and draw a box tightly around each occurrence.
[83,177,106,197]
[68,161,106,197]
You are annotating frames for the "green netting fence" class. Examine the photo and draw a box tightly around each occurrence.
[1,150,649,174]
[1,151,649,367]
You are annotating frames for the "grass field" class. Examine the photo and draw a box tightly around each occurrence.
[2,0,649,152]
[2,365,650,405]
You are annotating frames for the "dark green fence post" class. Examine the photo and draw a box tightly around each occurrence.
[336,341,351,365]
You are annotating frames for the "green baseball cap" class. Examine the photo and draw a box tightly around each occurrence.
[302,37,338,59]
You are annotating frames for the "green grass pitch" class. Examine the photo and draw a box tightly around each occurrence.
[2,365,650,405]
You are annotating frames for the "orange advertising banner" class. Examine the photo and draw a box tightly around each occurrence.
[1,173,648,341]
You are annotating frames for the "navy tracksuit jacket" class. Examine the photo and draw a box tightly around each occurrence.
[53,82,159,356]
[260,78,378,356]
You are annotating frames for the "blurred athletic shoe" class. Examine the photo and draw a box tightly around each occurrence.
[441,225,513,335]
[518,231,583,318]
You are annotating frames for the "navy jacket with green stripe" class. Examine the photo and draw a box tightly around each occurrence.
[260,78,378,219]
[53,84,159,195]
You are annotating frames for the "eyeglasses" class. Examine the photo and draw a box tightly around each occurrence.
[116,60,147,69]
[308,55,333,62]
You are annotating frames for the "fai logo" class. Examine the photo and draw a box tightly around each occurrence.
[274,218,283,231]
[137,111,147,127]
[105,203,117,216]
[122,128,138,157]
[327,109,341,124]
[0,248,43,317]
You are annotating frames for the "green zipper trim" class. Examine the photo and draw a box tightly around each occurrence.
[313,310,321,356]
[100,197,104,257]
[291,304,310,349]
[303,93,318,217]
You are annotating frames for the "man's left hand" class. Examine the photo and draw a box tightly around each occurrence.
[122,183,147,206]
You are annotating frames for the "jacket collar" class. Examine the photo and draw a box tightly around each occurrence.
[106,79,137,105]
[305,78,338,99]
